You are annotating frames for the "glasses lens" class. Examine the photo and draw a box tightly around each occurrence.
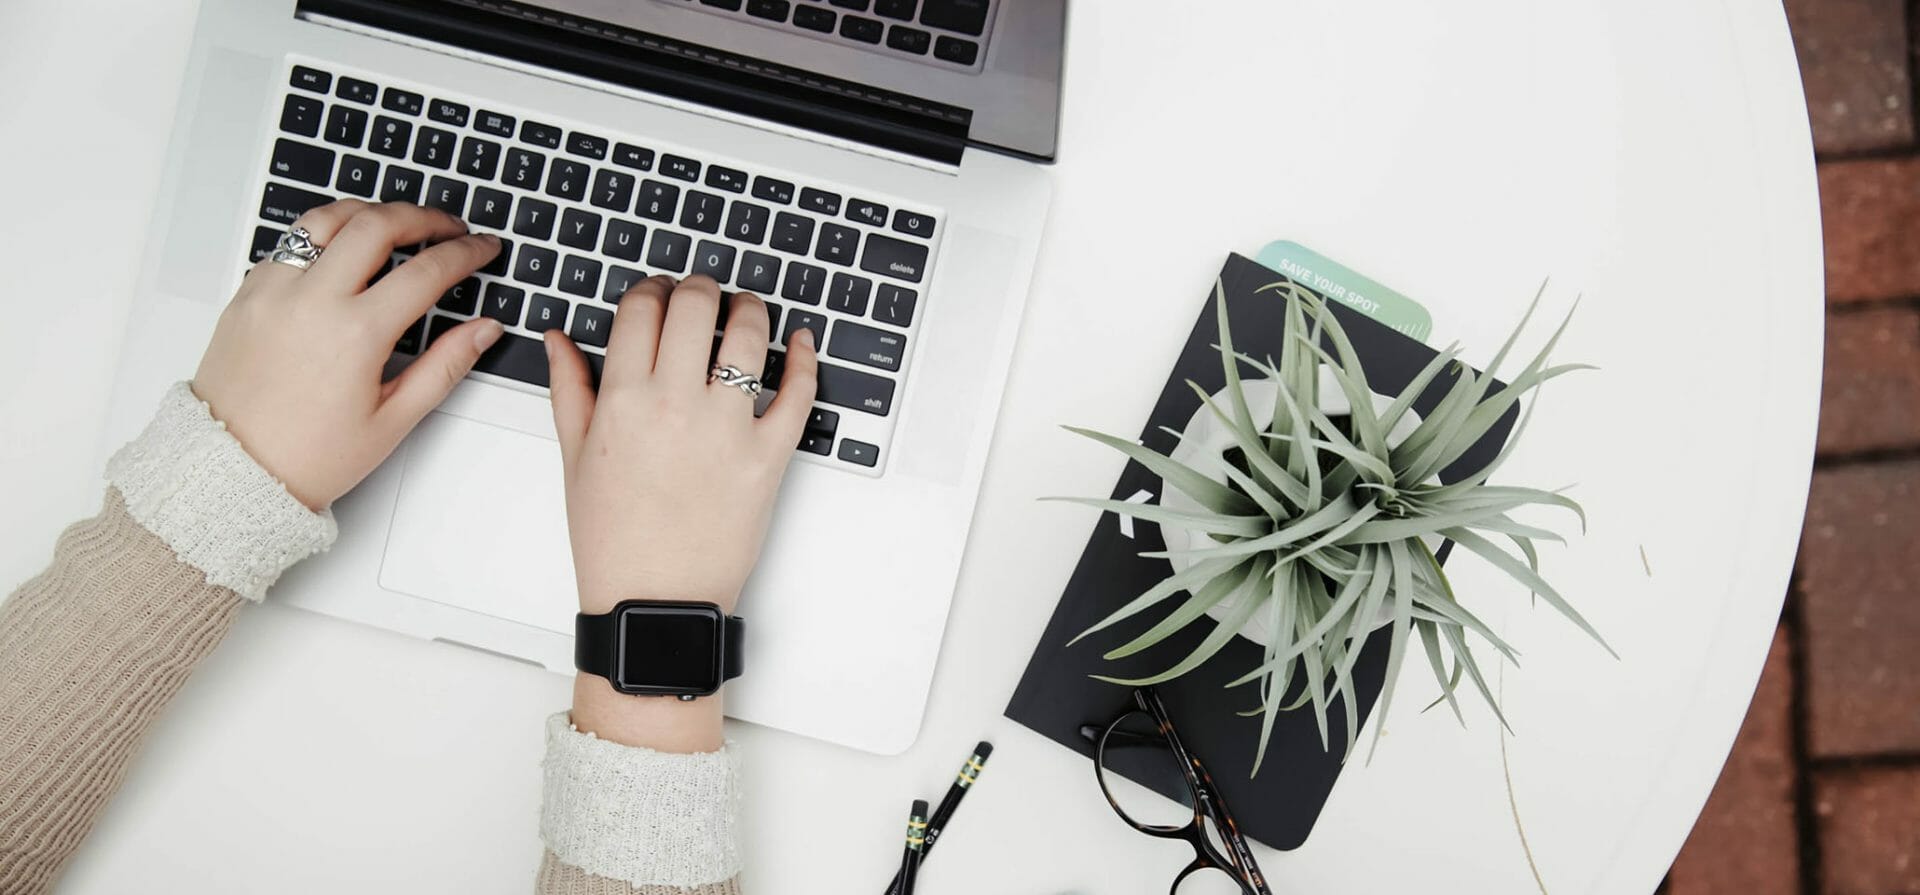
[1175,865,1249,895]
[1096,710,1198,830]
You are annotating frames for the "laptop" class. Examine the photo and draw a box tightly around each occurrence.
[104,0,1063,755]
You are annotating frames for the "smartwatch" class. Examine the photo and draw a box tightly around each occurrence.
[575,600,745,699]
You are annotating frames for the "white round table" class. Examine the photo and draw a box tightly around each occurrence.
[0,1,1821,891]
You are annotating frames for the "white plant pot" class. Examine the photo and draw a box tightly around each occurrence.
[1159,370,1424,649]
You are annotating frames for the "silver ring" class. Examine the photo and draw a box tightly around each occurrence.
[269,226,324,271]
[708,363,762,398]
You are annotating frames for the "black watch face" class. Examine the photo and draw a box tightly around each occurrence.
[616,604,723,693]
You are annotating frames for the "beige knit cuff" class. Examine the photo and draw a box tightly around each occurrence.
[105,382,337,602]
[540,712,744,888]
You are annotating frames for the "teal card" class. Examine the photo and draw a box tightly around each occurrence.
[1254,241,1433,342]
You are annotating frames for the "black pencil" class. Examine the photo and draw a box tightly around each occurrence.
[897,799,929,895]
[885,741,993,895]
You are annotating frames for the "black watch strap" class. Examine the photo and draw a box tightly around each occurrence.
[574,602,744,687]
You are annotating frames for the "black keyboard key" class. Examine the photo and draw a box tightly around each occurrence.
[291,65,332,94]
[527,294,570,332]
[473,331,551,387]
[603,265,646,304]
[799,187,842,216]
[570,304,615,347]
[875,0,915,20]
[692,241,737,282]
[887,24,931,54]
[875,283,917,327]
[369,115,411,159]
[336,154,379,197]
[382,88,424,116]
[680,190,725,233]
[892,209,935,238]
[482,282,526,325]
[647,230,692,272]
[838,439,879,467]
[752,176,795,204]
[761,347,787,389]
[475,109,516,137]
[324,105,368,148]
[429,98,470,127]
[827,272,872,316]
[771,212,814,254]
[513,197,558,240]
[860,232,929,282]
[799,431,832,456]
[829,0,870,9]
[481,238,513,277]
[336,76,378,105]
[567,131,609,159]
[521,120,563,149]
[504,148,544,190]
[933,35,979,65]
[559,255,603,297]
[280,95,323,138]
[702,0,744,9]
[794,5,836,31]
[250,225,281,263]
[705,165,748,193]
[661,154,701,182]
[603,219,647,261]
[439,276,482,314]
[815,223,859,265]
[270,139,334,186]
[725,202,770,244]
[783,309,828,347]
[828,319,904,371]
[738,251,781,293]
[458,137,502,180]
[847,198,888,227]
[746,0,791,21]
[920,0,988,34]
[613,143,655,171]
[781,262,827,305]
[259,182,330,225]
[558,208,602,250]
[514,244,558,287]
[763,300,783,338]
[425,176,468,216]
[840,14,883,42]
[816,360,896,415]
[637,180,680,221]
[395,316,427,355]
[470,187,512,229]
[413,127,457,169]
[591,169,635,211]
[807,407,840,435]
[547,159,589,201]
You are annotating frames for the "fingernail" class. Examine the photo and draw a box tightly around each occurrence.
[474,318,504,351]
[480,233,501,244]
[796,328,816,349]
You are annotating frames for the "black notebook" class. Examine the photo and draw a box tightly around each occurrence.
[1005,252,1520,850]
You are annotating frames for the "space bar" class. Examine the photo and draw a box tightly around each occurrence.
[467,330,608,389]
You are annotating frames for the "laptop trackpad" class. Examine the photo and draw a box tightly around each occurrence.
[378,412,577,635]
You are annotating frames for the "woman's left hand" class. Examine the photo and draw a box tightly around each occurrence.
[193,200,505,510]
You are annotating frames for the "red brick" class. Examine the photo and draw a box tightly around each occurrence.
[1815,765,1920,895]
[1668,625,1800,895]
[1818,306,1920,455]
[1787,0,1912,154]
[1800,460,1920,756]
[1822,159,1920,303]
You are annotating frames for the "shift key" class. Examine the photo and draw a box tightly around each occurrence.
[828,321,906,372]
[816,361,896,416]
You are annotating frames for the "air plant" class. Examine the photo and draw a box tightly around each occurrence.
[1055,278,1605,772]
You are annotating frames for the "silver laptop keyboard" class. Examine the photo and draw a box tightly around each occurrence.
[251,58,943,476]
[663,0,996,73]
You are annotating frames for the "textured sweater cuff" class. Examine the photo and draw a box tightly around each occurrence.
[540,712,743,888]
[105,382,337,602]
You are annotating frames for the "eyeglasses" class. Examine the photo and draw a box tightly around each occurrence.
[1079,687,1274,895]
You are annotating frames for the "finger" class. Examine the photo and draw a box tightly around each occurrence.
[244,199,370,289]
[376,317,505,436]
[601,275,672,386]
[655,274,725,387]
[712,291,772,388]
[363,233,502,333]
[544,330,598,470]
[759,327,819,444]
[306,203,470,295]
